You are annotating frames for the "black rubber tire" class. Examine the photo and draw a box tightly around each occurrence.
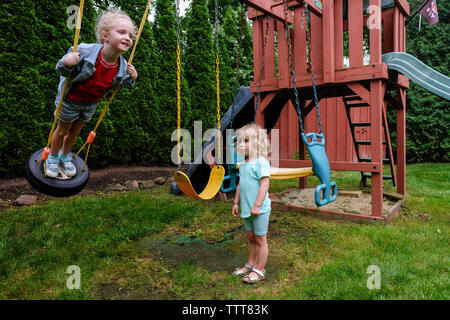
[25,149,90,197]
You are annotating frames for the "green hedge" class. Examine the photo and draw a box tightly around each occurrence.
[0,0,253,178]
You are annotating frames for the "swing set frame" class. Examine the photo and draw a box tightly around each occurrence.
[244,0,410,222]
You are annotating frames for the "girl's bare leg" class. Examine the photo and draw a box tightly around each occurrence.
[50,121,73,156]
[61,119,85,155]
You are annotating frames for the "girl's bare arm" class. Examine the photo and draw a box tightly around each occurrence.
[251,177,270,216]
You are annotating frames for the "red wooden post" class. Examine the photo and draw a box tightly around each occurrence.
[264,18,276,79]
[293,6,307,77]
[323,0,335,83]
[334,0,344,69]
[382,9,394,53]
[297,99,307,189]
[369,0,382,64]
[393,7,400,52]
[370,80,384,218]
[252,16,263,92]
[277,20,290,89]
[397,88,406,195]
[348,0,364,67]
[311,12,324,72]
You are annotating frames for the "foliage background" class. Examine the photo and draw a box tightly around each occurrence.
[0,0,448,178]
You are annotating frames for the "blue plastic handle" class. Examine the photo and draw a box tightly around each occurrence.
[301,132,337,206]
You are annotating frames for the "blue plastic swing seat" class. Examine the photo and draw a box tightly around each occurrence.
[301,132,337,207]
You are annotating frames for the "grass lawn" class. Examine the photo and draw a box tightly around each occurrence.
[0,163,448,299]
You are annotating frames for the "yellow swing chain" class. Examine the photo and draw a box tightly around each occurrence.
[176,0,182,166]
[215,0,221,164]
[74,0,152,171]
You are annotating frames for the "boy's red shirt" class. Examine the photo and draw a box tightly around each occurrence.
[68,49,119,103]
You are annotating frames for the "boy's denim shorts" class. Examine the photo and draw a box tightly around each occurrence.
[55,98,98,123]
[242,212,270,236]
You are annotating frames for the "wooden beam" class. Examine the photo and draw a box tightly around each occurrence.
[384,92,402,110]
[394,0,410,17]
[250,64,389,93]
[278,159,381,172]
[271,202,385,221]
[296,0,323,16]
[258,92,278,112]
[346,83,371,105]
[396,74,410,89]
[246,0,293,24]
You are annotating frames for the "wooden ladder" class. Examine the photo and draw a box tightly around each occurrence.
[343,95,397,187]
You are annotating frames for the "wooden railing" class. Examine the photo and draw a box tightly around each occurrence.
[247,0,410,93]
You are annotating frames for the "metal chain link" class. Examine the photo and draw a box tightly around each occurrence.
[215,0,221,163]
[284,0,304,133]
[304,3,324,134]
[176,0,181,167]
[253,15,270,123]
[230,1,246,130]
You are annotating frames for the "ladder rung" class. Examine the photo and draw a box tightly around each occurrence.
[355,140,387,145]
[360,157,390,163]
[343,96,361,102]
[362,173,393,180]
[351,122,371,127]
[345,103,370,108]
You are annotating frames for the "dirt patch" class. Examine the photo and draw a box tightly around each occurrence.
[0,165,183,204]
[98,283,175,300]
[140,231,284,278]
[140,233,246,273]
[280,188,396,215]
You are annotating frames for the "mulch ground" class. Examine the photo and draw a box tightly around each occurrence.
[0,165,186,205]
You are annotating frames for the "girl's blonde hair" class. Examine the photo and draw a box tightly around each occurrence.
[95,8,136,43]
[236,123,271,158]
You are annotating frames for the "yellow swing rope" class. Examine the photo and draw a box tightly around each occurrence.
[40,0,85,176]
[176,43,181,165]
[74,0,152,171]
[216,54,221,163]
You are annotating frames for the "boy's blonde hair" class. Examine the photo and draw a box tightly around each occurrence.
[236,123,271,158]
[95,8,136,43]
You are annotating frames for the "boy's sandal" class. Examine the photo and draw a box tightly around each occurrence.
[233,264,254,276]
[242,268,265,284]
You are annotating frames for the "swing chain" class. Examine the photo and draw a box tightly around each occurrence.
[215,0,221,163]
[254,15,270,123]
[283,0,304,133]
[176,0,182,168]
[230,1,246,130]
[304,3,324,134]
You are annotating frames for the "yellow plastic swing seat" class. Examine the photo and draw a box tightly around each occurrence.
[269,167,314,180]
[174,165,225,200]
[234,163,314,180]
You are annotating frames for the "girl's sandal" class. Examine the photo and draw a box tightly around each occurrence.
[233,264,254,276]
[242,268,265,284]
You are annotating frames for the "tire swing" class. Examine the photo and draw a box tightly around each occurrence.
[26,0,152,197]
